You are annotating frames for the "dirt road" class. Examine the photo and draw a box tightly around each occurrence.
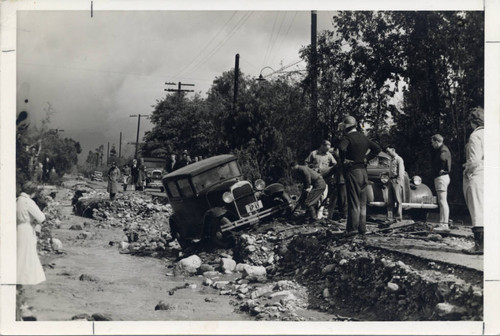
[22,186,250,321]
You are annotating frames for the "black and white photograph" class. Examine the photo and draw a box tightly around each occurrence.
[1,1,499,335]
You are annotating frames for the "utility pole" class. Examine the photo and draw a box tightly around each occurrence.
[129,114,149,158]
[310,10,318,120]
[119,132,122,158]
[164,82,195,101]
[233,53,240,114]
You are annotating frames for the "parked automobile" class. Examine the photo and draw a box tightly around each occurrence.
[146,169,164,192]
[91,171,103,182]
[162,154,294,247]
[365,152,438,220]
[143,157,166,192]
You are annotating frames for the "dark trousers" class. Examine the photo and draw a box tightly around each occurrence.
[330,183,347,216]
[345,168,368,234]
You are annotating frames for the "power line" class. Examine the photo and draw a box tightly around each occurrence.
[272,12,298,65]
[185,12,253,77]
[266,12,287,66]
[174,11,237,79]
[262,12,279,69]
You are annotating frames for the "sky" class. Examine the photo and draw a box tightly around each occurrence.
[17,10,336,162]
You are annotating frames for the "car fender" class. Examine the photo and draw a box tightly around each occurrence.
[204,207,228,221]
[263,183,285,196]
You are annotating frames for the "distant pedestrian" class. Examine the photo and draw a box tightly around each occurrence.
[431,134,452,233]
[462,107,484,255]
[290,161,328,221]
[339,116,381,236]
[107,162,121,200]
[165,154,176,173]
[122,164,131,191]
[131,159,139,190]
[136,158,147,191]
[305,139,336,219]
[27,140,42,179]
[17,182,46,285]
[385,144,405,222]
[174,150,191,170]
[42,157,52,183]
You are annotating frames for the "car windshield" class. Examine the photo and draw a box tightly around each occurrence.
[152,171,162,179]
[192,160,241,193]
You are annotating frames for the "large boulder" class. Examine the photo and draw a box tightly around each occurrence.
[242,265,267,281]
[220,258,236,273]
[175,255,202,274]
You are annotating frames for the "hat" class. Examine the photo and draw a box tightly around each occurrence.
[343,116,357,128]
[321,140,331,146]
[469,107,484,126]
[431,134,444,143]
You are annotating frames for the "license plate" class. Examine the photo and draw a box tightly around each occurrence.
[245,200,263,213]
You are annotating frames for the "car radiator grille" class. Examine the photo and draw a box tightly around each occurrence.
[232,184,257,217]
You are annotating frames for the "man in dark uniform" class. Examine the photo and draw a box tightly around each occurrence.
[290,161,327,221]
[339,116,381,235]
[431,134,452,233]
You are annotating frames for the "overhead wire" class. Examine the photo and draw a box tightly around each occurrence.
[183,11,253,77]
[265,12,287,67]
[271,11,298,66]
[173,11,237,79]
[262,12,279,69]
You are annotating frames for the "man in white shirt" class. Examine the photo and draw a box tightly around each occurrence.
[385,145,405,222]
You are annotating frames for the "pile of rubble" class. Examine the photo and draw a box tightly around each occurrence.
[169,252,312,320]
[71,185,173,256]
[35,191,65,254]
[279,234,483,321]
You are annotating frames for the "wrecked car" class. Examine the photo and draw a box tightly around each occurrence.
[162,154,294,247]
[366,152,438,220]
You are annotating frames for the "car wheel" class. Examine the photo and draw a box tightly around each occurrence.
[272,193,293,218]
[209,217,234,248]
[169,216,189,248]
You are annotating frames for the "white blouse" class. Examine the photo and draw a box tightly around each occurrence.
[16,193,46,225]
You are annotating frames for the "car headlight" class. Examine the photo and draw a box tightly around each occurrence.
[412,176,422,186]
[222,191,234,203]
[254,179,266,191]
[380,174,389,184]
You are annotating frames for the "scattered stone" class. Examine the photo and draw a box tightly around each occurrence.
[69,224,83,230]
[199,264,215,273]
[339,259,348,266]
[322,288,331,298]
[387,282,399,292]
[435,302,467,319]
[175,255,202,274]
[202,271,220,278]
[213,281,229,290]
[204,297,217,303]
[71,313,93,321]
[203,278,214,286]
[155,301,172,311]
[242,265,267,279]
[91,313,112,321]
[79,274,98,282]
[50,238,63,252]
[220,258,237,273]
[321,264,335,274]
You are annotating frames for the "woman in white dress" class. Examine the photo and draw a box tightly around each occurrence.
[17,182,46,285]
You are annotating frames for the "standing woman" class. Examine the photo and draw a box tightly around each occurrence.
[17,182,46,285]
[107,162,121,200]
[122,164,131,191]
[462,107,484,255]
[136,158,147,192]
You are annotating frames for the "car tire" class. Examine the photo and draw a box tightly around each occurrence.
[169,216,190,248]
[209,217,234,248]
[271,193,293,218]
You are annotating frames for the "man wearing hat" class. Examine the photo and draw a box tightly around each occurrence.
[431,133,452,233]
[305,140,337,219]
[462,107,484,254]
[339,116,381,235]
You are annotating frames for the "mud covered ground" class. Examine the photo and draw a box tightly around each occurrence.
[17,177,483,322]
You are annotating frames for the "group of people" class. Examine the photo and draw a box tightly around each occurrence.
[107,158,149,200]
[290,109,484,255]
[165,150,202,173]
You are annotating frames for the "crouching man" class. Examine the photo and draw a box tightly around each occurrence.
[290,161,328,222]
